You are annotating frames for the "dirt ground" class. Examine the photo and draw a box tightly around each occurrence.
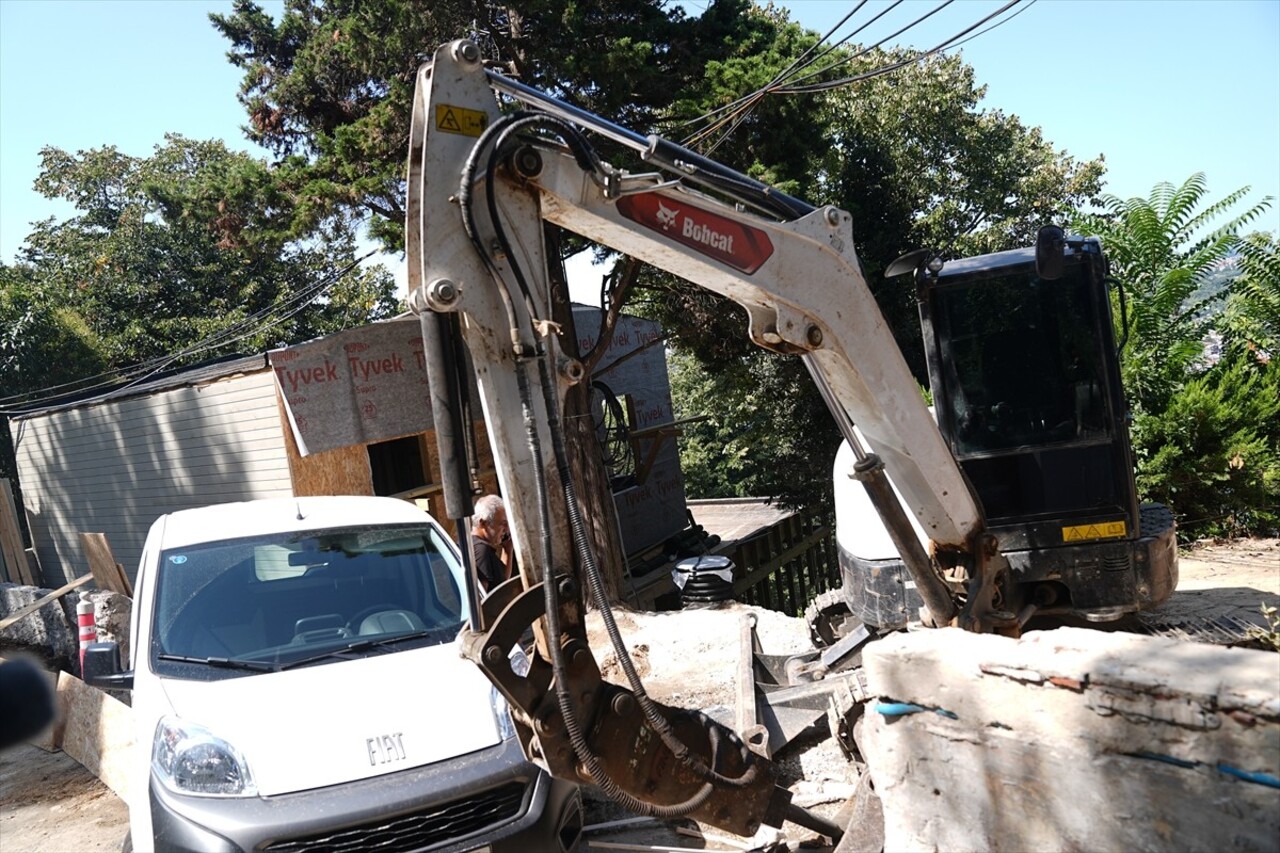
[0,743,129,853]
[0,538,1275,853]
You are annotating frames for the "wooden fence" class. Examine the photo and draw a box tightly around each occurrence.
[727,513,840,617]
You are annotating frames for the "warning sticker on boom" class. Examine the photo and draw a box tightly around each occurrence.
[1061,520,1127,542]
[436,105,488,137]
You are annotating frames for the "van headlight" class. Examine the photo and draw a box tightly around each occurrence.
[152,716,257,797]
[490,646,531,741]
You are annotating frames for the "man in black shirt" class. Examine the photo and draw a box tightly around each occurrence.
[470,494,513,593]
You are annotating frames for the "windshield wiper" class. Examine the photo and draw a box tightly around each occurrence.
[276,629,454,671]
[157,653,278,672]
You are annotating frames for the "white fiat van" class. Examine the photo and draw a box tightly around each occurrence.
[85,495,581,853]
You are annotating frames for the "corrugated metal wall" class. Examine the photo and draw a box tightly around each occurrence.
[11,370,292,586]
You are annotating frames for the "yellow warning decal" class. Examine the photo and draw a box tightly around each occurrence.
[1061,520,1128,543]
[435,105,488,137]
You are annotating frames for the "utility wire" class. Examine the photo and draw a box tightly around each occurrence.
[697,0,947,154]
[775,0,1024,93]
[679,0,938,148]
[1,250,377,414]
[677,0,1025,153]
[772,0,961,93]
[681,2,869,149]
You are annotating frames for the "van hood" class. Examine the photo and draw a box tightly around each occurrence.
[157,642,504,796]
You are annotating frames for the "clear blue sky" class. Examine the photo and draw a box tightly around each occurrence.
[2,0,1277,266]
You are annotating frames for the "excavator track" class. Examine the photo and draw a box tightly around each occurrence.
[806,588,857,647]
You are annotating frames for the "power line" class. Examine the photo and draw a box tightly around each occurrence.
[681,1,872,150]
[775,0,1026,94]
[676,0,1029,154]
[1,250,377,415]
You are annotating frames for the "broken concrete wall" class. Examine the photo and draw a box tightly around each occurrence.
[862,627,1280,852]
[1,582,79,665]
[1,584,133,673]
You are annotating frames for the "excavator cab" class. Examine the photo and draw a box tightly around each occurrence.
[830,233,1177,634]
[921,236,1132,543]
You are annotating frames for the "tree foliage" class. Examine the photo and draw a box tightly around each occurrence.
[1072,174,1279,538]
[1072,173,1274,414]
[210,0,758,249]
[4,135,398,408]
[666,348,835,509]
[1132,351,1279,538]
[210,0,1105,518]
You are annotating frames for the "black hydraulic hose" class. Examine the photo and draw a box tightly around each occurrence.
[484,70,812,222]
[534,355,763,792]
[644,136,814,221]
[484,115,601,317]
[519,357,715,818]
[463,107,758,801]
[459,111,536,342]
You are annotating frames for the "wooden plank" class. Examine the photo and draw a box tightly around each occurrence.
[55,671,136,799]
[0,574,93,631]
[78,533,132,595]
[0,479,34,585]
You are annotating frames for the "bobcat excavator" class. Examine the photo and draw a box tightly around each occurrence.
[404,40,1178,842]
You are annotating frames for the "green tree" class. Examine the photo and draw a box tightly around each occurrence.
[1072,174,1279,538]
[12,135,398,391]
[1071,173,1272,414]
[210,0,1106,521]
[210,0,754,249]
[1222,230,1280,356]
[1133,351,1279,538]
[0,262,107,500]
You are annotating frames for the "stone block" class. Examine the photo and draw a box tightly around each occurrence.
[0,582,77,664]
[862,627,1280,852]
[90,590,132,666]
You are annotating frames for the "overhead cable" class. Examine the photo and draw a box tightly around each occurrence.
[1,250,377,414]
[775,0,1024,94]
[677,0,1026,153]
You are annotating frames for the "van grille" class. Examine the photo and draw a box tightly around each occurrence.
[263,781,527,853]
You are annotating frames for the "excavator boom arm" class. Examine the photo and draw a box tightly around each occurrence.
[404,40,983,838]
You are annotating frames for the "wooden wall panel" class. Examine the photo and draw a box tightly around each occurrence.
[276,387,373,497]
[12,369,292,586]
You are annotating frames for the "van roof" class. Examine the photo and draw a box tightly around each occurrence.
[155,495,436,550]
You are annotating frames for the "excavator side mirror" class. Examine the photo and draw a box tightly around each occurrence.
[1035,225,1065,281]
[884,248,933,279]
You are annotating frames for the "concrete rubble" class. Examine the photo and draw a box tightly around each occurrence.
[862,626,1280,852]
[0,583,132,674]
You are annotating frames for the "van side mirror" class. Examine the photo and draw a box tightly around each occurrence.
[83,641,134,690]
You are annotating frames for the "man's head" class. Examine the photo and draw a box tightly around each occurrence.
[472,494,508,547]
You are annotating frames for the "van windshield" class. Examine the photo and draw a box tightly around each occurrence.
[151,523,466,676]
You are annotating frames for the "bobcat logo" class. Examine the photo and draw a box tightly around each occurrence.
[655,201,679,231]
